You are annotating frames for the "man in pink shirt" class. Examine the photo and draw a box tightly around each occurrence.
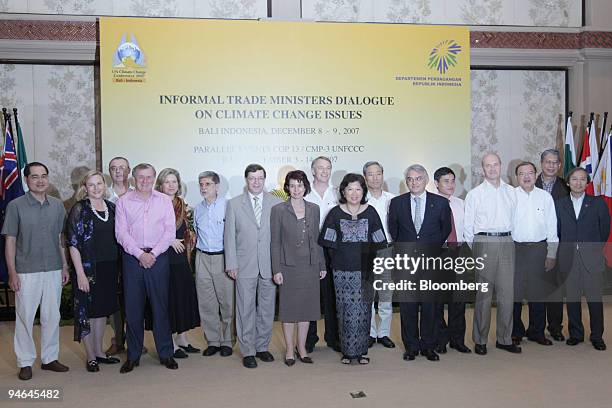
[114,163,177,373]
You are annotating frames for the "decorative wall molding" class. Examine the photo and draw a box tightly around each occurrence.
[2,19,612,52]
[0,40,96,61]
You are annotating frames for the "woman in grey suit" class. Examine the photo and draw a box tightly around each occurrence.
[271,170,326,366]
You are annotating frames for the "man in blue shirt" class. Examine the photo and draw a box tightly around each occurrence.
[194,171,234,357]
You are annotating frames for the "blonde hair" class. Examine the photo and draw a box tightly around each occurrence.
[75,170,108,201]
[155,168,183,197]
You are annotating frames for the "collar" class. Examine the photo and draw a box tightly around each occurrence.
[248,191,263,201]
[26,191,48,206]
[570,193,585,202]
[410,191,426,200]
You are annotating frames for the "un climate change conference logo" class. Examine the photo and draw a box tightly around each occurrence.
[427,40,462,74]
[112,34,146,69]
[111,34,147,83]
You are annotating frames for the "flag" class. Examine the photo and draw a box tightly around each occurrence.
[600,113,608,157]
[579,121,596,195]
[15,118,28,173]
[0,123,25,282]
[564,115,576,177]
[592,131,612,266]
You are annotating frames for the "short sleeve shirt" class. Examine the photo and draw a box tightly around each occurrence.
[1,192,66,274]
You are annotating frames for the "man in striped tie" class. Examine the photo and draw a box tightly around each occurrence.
[224,164,282,368]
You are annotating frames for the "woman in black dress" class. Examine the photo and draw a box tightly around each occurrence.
[318,173,387,365]
[67,170,121,372]
[155,168,200,358]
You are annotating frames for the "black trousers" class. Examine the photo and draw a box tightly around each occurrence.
[306,250,338,348]
[565,255,604,342]
[436,302,466,347]
[512,242,548,339]
[399,301,436,352]
[123,251,173,362]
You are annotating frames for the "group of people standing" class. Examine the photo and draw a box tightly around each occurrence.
[2,149,609,381]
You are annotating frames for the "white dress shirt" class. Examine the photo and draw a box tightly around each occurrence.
[248,191,263,210]
[367,190,395,242]
[464,179,516,245]
[512,186,559,258]
[107,185,133,204]
[436,190,465,242]
[305,183,338,228]
[570,193,585,219]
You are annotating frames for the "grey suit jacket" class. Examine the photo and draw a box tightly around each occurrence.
[224,191,282,279]
[270,200,325,275]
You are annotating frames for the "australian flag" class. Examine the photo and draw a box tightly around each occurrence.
[1,124,25,282]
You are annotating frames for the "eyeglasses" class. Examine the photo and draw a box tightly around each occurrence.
[247,177,265,182]
[543,160,560,166]
[110,166,128,172]
[406,176,425,183]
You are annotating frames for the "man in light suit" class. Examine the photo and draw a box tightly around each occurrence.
[224,164,282,368]
[388,164,452,362]
[556,167,610,351]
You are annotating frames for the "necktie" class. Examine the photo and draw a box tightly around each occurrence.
[414,196,422,233]
[448,208,458,246]
[253,196,262,226]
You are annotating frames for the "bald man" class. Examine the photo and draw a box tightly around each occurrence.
[464,153,520,355]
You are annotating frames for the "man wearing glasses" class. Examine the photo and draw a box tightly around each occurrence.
[534,149,569,342]
[224,164,282,368]
[105,156,133,356]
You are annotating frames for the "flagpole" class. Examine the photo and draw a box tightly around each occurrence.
[600,112,608,157]
[12,108,19,166]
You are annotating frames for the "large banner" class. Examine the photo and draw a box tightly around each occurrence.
[100,18,470,204]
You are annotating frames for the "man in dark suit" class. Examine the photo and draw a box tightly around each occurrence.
[388,164,452,362]
[555,167,610,351]
[535,148,570,341]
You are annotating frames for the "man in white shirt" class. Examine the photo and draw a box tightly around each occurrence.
[304,156,339,352]
[105,156,134,356]
[464,153,520,355]
[363,161,395,349]
[433,167,471,354]
[511,162,558,347]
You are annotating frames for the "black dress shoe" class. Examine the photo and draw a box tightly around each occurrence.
[284,358,296,366]
[119,359,139,373]
[96,355,120,364]
[474,344,487,355]
[18,366,32,380]
[566,337,583,346]
[255,351,274,362]
[527,337,553,346]
[435,345,447,354]
[86,360,100,372]
[41,360,69,372]
[160,357,179,369]
[219,346,233,357]
[495,342,522,353]
[511,336,522,345]
[420,349,440,361]
[179,344,201,353]
[202,346,220,356]
[550,332,565,342]
[368,336,376,348]
[449,343,472,353]
[377,336,396,348]
[173,349,188,359]
[592,340,607,351]
[403,351,416,361]
[295,348,313,363]
[243,356,257,368]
